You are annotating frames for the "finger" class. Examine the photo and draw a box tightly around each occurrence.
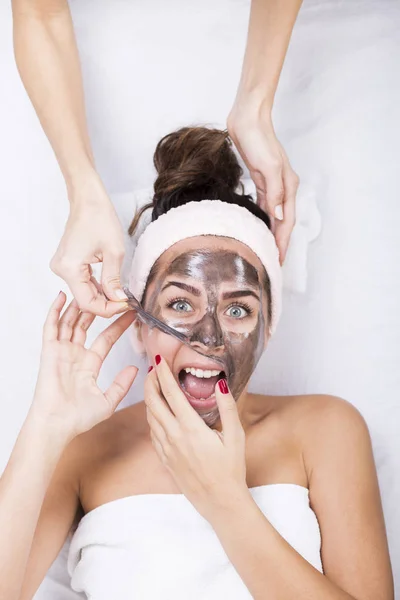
[144,370,179,436]
[58,298,80,341]
[71,310,96,345]
[104,365,138,412]
[90,311,136,361]
[251,169,267,211]
[146,405,169,447]
[214,429,224,442]
[274,168,298,264]
[63,263,128,317]
[214,378,243,447]
[42,291,67,342]
[90,275,129,317]
[150,430,168,465]
[101,251,128,303]
[264,167,284,220]
[153,355,200,425]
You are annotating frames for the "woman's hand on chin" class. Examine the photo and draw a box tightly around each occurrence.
[29,292,138,443]
[144,355,251,524]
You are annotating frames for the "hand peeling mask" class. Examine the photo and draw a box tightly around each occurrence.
[138,238,272,427]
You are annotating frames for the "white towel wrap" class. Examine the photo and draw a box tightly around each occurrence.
[68,483,322,599]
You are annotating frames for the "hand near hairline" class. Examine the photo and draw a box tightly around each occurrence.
[228,101,299,264]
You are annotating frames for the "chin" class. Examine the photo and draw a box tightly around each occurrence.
[198,406,221,428]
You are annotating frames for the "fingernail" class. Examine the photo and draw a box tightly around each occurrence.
[115,289,128,301]
[218,378,229,394]
[274,204,284,220]
[155,354,161,366]
[148,365,153,373]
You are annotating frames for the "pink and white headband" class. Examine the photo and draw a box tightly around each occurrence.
[129,200,282,335]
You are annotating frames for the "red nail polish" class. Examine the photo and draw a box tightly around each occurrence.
[218,378,229,394]
[148,366,153,373]
[155,354,161,366]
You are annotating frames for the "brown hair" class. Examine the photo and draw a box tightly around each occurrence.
[128,126,271,236]
[128,126,272,322]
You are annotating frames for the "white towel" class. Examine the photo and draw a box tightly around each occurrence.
[68,484,322,599]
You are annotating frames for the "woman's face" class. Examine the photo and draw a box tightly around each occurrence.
[138,236,270,427]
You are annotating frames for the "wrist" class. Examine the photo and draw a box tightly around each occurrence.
[205,483,253,527]
[66,166,107,207]
[228,92,273,136]
[26,406,76,450]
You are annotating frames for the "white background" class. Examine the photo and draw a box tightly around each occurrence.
[0,0,399,596]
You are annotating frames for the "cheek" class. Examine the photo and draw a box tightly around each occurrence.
[227,319,266,374]
[141,326,182,364]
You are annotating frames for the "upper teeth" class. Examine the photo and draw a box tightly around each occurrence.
[184,368,221,378]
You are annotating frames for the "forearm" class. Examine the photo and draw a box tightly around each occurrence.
[210,490,355,600]
[12,0,96,194]
[0,412,69,600]
[234,0,302,113]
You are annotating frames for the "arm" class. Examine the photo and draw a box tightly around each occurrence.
[228,0,303,261]
[208,399,394,600]
[11,0,93,188]
[234,0,302,110]
[11,0,127,313]
[0,293,137,599]
[0,416,79,600]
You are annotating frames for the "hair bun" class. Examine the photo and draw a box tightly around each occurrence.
[128,125,270,239]
[152,127,243,208]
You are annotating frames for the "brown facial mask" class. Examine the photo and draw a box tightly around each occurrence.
[142,249,268,403]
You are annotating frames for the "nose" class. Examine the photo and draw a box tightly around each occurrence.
[189,312,225,353]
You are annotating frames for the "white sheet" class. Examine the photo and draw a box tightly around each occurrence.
[0,0,399,597]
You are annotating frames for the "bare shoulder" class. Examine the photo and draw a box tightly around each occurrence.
[298,394,369,451]
[268,393,369,443]
[252,393,371,486]
[276,396,393,600]
[269,394,379,513]
[255,393,368,438]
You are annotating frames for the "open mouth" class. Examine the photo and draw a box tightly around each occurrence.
[178,367,225,410]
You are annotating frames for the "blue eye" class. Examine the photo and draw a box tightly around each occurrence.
[170,300,193,313]
[226,305,249,319]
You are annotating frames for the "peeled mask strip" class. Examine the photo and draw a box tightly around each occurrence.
[123,287,225,366]
[124,287,187,342]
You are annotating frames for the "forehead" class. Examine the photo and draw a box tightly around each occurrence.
[154,236,264,283]
[166,250,260,289]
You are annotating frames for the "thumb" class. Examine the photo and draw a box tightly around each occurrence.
[101,251,127,301]
[104,365,138,413]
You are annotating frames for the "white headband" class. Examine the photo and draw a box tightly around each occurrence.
[129,200,282,335]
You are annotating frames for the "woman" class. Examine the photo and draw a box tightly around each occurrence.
[0,128,393,599]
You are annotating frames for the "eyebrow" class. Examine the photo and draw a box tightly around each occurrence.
[161,281,202,296]
[161,281,260,302]
[222,290,260,302]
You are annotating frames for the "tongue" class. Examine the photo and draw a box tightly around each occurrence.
[181,372,219,400]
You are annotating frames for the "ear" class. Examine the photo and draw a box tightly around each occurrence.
[130,317,145,354]
[263,327,271,350]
